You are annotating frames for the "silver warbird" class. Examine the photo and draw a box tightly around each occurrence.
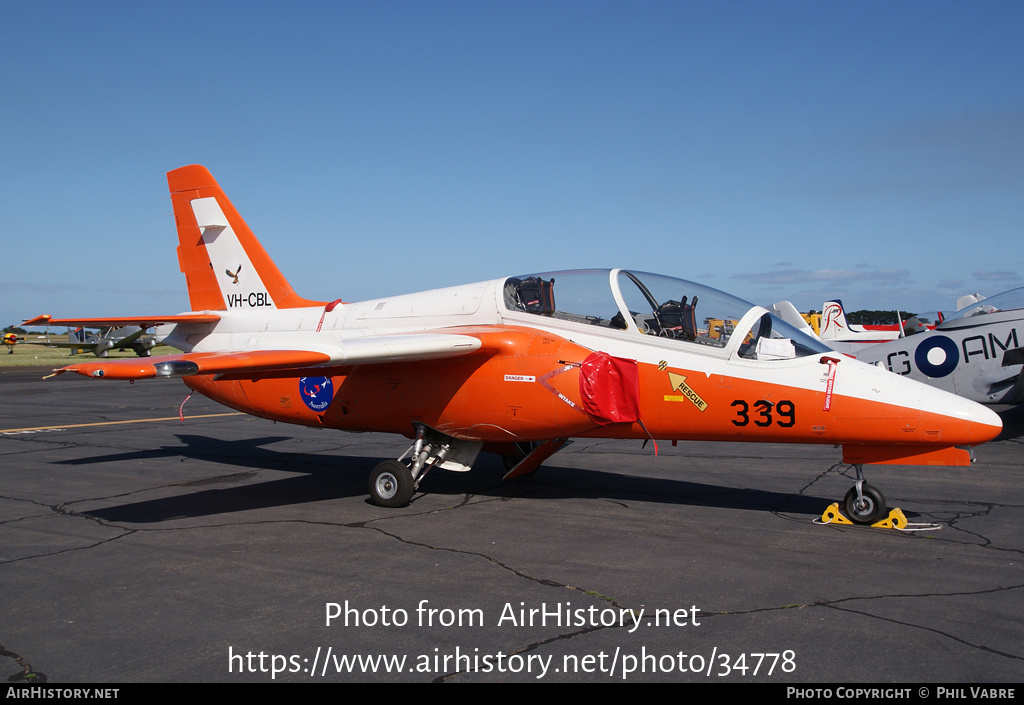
[853,287,1024,406]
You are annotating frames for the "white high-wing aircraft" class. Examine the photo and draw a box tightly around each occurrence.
[33,165,1002,521]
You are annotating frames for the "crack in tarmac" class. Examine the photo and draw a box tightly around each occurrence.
[823,600,1024,662]
[347,493,1024,680]
[3,432,1021,681]
[1,642,47,683]
[5,487,1021,681]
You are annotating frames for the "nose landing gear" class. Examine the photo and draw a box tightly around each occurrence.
[843,481,887,525]
[818,463,906,527]
[839,465,888,525]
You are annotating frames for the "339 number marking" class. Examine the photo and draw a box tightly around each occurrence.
[731,400,795,427]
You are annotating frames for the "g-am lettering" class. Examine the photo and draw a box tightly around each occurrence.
[884,328,1020,378]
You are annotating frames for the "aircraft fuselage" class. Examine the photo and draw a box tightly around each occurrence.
[172,275,999,468]
[853,310,1024,405]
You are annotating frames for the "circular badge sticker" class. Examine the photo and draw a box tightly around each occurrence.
[299,376,333,412]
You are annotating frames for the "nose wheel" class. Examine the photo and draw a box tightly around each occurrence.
[840,464,889,525]
[843,482,887,525]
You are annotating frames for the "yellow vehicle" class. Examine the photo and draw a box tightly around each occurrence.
[704,318,737,341]
[801,312,821,336]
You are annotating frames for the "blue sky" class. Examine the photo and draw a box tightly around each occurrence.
[2,1,1022,328]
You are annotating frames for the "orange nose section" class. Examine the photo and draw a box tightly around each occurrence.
[967,404,1004,444]
[842,398,1003,467]
[931,394,1003,446]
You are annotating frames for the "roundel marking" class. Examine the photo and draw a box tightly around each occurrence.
[299,376,333,412]
[914,335,959,378]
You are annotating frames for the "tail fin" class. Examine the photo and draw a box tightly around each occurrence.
[819,300,848,340]
[69,327,90,356]
[168,165,325,311]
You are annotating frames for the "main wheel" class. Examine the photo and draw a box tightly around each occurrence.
[369,460,414,508]
[843,484,887,525]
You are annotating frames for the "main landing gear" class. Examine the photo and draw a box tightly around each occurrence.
[368,425,482,508]
[369,460,416,508]
[368,430,449,508]
[841,464,888,525]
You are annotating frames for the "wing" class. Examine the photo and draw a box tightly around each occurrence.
[27,327,152,347]
[50,332,486,380]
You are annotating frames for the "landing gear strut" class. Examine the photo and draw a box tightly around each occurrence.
[367,425,481,508]
[368,425,446,508]
[842,464,888,525]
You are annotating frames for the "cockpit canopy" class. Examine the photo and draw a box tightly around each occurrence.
[503,269,831,360]
[945,286,1024,321]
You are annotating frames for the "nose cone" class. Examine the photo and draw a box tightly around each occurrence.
[894,369,1003,446]
[953,395,1003,445]
[837,358,1003,446]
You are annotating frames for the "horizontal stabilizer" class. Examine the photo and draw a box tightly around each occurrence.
[23,314,221,328]
[1001,347,1024,367]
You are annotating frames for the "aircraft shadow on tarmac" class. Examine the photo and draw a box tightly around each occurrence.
[72,434,838,524]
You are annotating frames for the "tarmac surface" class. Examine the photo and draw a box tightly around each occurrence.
[1,366,1022,683]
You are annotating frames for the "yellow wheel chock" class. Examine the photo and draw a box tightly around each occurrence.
[870,507,907,529]
[820,503,853,525]
[819,503,908,529]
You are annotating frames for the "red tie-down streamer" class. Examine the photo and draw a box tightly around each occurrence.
[821,356,841,411]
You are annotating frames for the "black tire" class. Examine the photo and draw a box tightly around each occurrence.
[369,460,414,508]
[843,484,887,525]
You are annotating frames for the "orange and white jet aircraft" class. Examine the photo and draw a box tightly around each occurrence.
[37,165,1002,523]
